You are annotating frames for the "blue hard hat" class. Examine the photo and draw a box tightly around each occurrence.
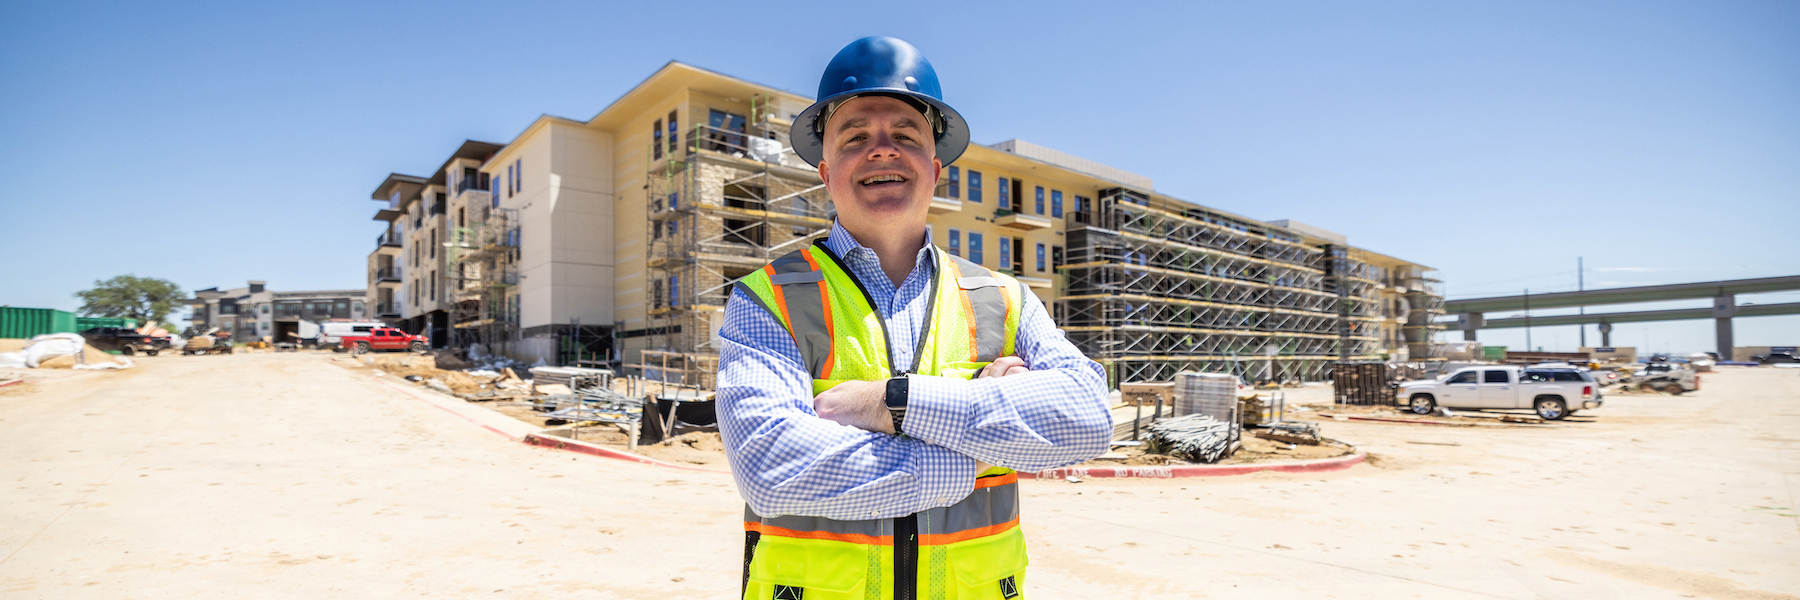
[791,36,969,167]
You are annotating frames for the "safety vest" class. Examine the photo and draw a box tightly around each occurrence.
[732,239,1031,600]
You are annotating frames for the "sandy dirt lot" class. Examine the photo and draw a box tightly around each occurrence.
[2,353,1797,599]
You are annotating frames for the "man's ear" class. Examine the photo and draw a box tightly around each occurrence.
[818,160,831,187]
[932,158,942,184]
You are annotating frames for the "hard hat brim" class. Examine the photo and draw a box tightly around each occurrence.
[790,88,970,168]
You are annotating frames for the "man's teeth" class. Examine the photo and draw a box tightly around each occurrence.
[860,175,905,185]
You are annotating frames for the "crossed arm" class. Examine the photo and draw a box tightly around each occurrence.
[715,286,1112,520]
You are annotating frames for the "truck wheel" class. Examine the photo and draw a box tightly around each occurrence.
[1534,397,1568,421]
[410,341,426,353]
[353,342,370,355]
[1408,394,1436,415]
[119,346,135,356]
[145,349,159,357]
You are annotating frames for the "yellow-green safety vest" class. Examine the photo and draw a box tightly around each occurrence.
[731,240,1031,600]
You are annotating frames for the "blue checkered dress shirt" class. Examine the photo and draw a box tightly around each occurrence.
[716,221,1111,520]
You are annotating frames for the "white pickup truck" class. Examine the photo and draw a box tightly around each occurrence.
[1398,365,1602,420]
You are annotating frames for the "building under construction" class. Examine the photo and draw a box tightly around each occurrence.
[361,62,1445,384]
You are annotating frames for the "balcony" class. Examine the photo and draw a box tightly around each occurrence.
[378,231,402,247]
[376,302,401,318]
[928,196,962,214]
[994,210,1052,231]
[374,266,401,283]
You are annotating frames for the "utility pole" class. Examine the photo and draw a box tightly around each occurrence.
[1524,288,1533,353]
[1577,257,1586,349]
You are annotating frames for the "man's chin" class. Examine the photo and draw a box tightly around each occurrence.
[843,194,923,220]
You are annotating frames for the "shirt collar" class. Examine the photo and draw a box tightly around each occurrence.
[823,220,937,275]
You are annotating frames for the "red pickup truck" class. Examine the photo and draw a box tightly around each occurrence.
[341,327,429,354]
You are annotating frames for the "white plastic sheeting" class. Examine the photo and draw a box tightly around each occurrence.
[0,333,124,369]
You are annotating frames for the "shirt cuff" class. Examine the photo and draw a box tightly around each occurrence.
[902,373,979,451]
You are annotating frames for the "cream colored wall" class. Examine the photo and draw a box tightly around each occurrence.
[612,91,686,365]
[495,119,616,331]
[546,122,616,328]
[927,148,1100,305]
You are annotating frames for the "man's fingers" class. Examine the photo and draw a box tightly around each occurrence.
[982,356,1027,378]
[1004,365,1029,377]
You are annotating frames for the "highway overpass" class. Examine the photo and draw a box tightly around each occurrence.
[1441,275,1800,355]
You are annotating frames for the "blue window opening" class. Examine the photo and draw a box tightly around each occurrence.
[1051,190,1063,218]
[997,178,1009,209]
[968,232,984,265]
[1035,186,1045,215]
[947,166,960,198]
[1036,243,1046,272]
[948,228,962,257]
[998,237,1010,270]
[967,171,982,203]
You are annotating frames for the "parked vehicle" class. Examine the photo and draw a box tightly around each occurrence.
[1398,365,1601,420]
[79,327,170,356]
[1634,363,1698,394]
[1753,351,1800,364]
[181,329,234,356]
[338,327,428,354]
[318,321,388,351]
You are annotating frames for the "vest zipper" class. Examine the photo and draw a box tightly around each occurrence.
[894,513,918,600]
[808,240,939,377]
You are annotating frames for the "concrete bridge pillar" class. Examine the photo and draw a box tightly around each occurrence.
[1458,312,1484,342]
[1714,294,1736,359]
[1598,322,1613,347]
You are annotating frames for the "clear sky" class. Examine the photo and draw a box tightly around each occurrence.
[2,1,1796,354]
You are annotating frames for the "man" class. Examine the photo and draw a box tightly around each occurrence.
[717,36,1112,600]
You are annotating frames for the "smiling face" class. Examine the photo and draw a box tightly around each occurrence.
[817,95,941,244]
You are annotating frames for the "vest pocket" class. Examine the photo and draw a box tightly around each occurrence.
[746,536,869,598]
[947,527,1029,598]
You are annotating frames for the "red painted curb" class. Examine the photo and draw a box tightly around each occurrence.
[523,432,732,474]
[1334,415,1476,427]
[1019,453,1364,479]
[0,379,22,389]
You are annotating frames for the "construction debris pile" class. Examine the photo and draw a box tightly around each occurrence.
[1144,415,1235,463]
[0,334,133,370]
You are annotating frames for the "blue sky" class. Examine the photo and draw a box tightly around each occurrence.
[2,1,1795,354]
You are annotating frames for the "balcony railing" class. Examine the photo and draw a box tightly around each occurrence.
[376,302,401,317]
[455,176,489,194]
[374,266,401,282]
[378,231,402,247]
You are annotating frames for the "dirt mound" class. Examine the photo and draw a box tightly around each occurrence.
[635,431,729,467]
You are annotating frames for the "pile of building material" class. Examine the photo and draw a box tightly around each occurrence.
[1174,371,1237,420]
[1144,414,1236,463]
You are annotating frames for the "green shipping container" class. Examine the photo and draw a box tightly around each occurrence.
[1482,345,1508,360]
[0,307,79,339]
[76,316,138,331]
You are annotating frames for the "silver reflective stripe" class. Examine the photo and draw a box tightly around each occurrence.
[732,280,780,321]
[746,505,895,538]
[968,285,1007,362]
[918,480,1020,537]
[779,278,831,378]
[770,271,825,285]
[945,254,1010,362]
[769,252,814,275]
[957,276,1003,290]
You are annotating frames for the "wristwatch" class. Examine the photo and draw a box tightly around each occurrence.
[885,376,910,436]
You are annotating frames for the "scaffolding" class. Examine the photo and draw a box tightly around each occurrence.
[1400,267,1447,360]
[1056,190,1390,384]
[447,205,520,356]
[637,95,833,388]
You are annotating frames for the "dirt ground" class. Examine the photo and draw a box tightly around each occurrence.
[3,354,1798,599]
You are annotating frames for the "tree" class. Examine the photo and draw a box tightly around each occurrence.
[75,275,184,325]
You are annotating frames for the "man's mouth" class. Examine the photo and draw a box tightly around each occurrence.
[858,174,908,188]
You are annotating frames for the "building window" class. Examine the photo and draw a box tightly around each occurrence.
[429,229,437,259]
[669,275,680,308]
[514,159,522,193]
[947,228,961,257]
[708,109,747,152]
[997,178,1009,210]
[1052,245,1064,270]
[968,232,983,265]
[1034,186,1045,215]
[668,110,679,155]
[1036,243,1046,272]
[653,119,664,160]
[652,279,663,309]
[1051,190,1063,218]
[947,166,960,198]
[998,236,1010,270]
[967,170,982,203]
[429,273,436,301]
[506,163,514,198]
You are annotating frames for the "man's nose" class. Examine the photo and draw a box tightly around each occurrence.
[864,132,902,160]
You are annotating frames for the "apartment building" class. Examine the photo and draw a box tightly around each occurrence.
[364,143,504,348]
[363,61,1445,382]
[188,281,367,343]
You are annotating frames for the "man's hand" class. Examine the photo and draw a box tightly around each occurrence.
[813,379,893,434]
[978,355,1029,379]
